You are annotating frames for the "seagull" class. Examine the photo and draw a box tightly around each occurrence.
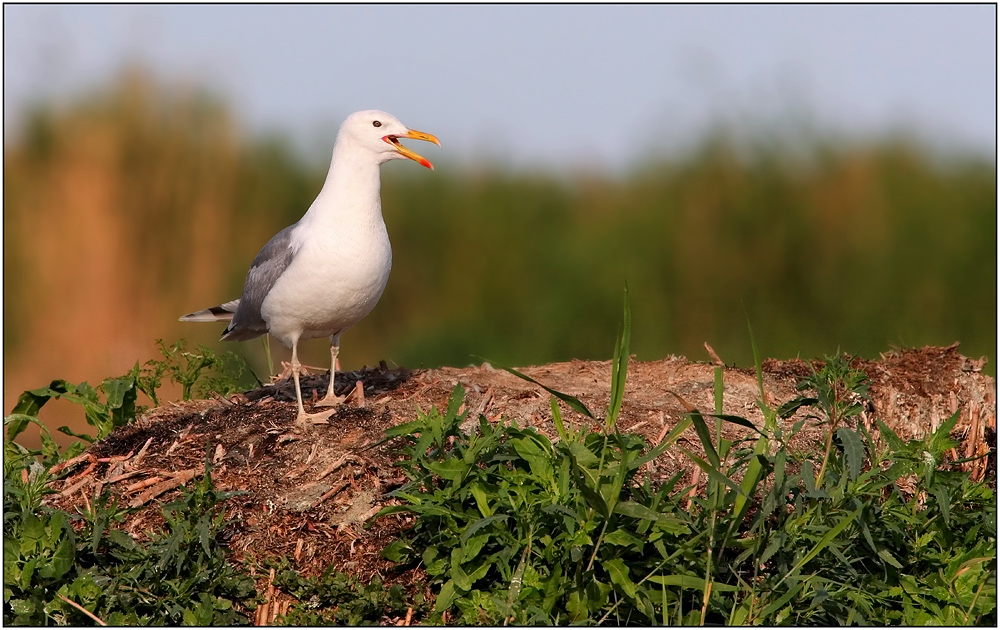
[180,110,439,426]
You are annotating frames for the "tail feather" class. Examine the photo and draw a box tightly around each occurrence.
[179,299,240,323]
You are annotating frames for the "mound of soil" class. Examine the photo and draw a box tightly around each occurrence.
[43,344,995,622]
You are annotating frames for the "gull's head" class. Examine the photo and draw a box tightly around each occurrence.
[337,110,440,169]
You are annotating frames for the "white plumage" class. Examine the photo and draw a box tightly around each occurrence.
[181,110,439,425]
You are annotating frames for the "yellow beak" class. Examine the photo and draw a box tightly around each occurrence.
[384,129,441,169]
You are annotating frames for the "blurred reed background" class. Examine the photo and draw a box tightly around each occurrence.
[4,71,996,442]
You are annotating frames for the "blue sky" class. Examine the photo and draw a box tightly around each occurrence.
[4,4,996,170]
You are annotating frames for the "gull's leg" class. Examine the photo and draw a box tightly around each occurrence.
[291,341,306,417]
[291,338,334,427]
[315,333,347,407]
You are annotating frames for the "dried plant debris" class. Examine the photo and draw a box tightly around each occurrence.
[15,346,995,624]
[41,347,993,570]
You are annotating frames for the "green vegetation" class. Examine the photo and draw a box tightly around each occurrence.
[375,301,996,625]
[377,386,995,624]
[4,453,256,625]
[137,339,256,406]
[3,71,995,390]
[4,307,996,624]
[5,339,250,453]
[5,77,998,612]
[6,373,138,466]
[4,349,256,625]
[267,556,429,625]
[378,129,996,374]
[4,71,995,624]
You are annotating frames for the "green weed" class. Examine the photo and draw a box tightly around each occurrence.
[3,451,256,625]
[379,381,694,625]
[2,313,994,626]
[264,556,428,625]
[3,345,258,626]
[5,338,251,455]
[376,299,996,625]
[6,369,141,459]
[138,338,256,406]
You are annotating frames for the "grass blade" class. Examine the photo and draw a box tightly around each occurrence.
[503,525,532,625]
[606,284,631,430]
[700,413,763,434]
[779,507,862,588]
[493,363,595,419]
[757,579,806,620]
[687,411,721,468]
[551,398,570,443]
[678,446,744,496]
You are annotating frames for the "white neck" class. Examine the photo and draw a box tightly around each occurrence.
[303,139,385,228]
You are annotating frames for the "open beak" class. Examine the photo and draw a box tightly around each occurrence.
[383,129,441,169]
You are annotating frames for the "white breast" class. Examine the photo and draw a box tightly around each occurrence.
[260,216,392,346]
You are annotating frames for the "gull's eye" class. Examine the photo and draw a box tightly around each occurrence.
[372,120,382,128]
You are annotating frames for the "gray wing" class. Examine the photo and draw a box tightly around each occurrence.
[221,224,299,341]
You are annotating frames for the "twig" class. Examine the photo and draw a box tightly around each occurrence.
[473,387,494,417]
[317,455,353,480]
[210,390,235,406]
[358,503,382,523]
[105,469,147,485]
[49,452,93,477]
[96,451,133,463]
[966,404,981,477]
[56,453,102,489]
[304,443,319,466]
[704,342,724,366]
[129,469,199,507]
[653,412,670,445]
[58,595,107,626]
[131,437,155,468]
[255,566,278,625]
[126,476,164,493]
[59,475,92,498]
[346,380,366,407]
[265,567,276,609]
[294,538,304,562]
[311,480,350,508]
[165,423,194,455]
[684,466,701,511]
[625,420,648,433]
[70,459,99,483]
